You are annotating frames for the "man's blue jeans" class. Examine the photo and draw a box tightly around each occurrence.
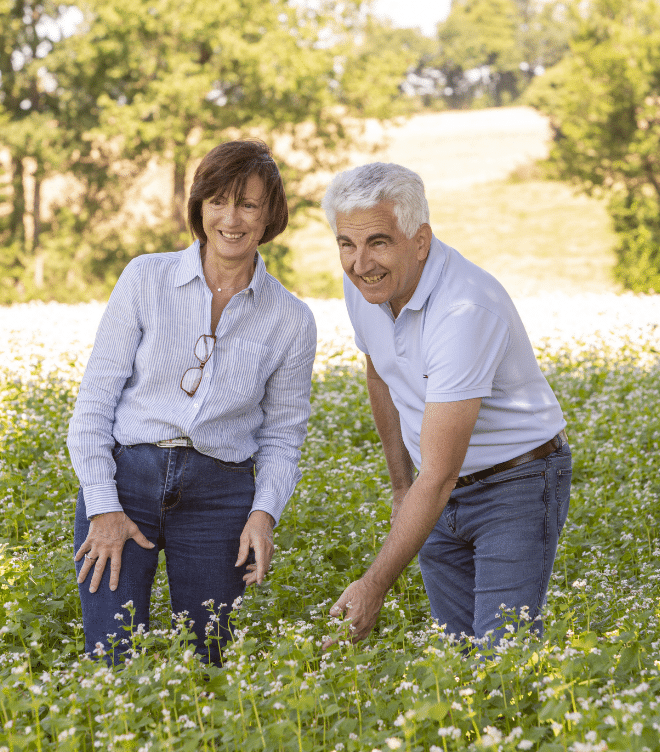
[73,443,255,665]
[418,441,572,644]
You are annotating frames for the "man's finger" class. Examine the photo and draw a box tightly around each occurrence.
[329,592,351,617]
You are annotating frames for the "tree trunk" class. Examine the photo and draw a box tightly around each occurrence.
[33,174,44,288]
[10,156,26,244]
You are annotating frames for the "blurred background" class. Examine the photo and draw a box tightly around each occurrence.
[1,0,658,304]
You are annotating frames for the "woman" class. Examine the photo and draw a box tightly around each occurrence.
[68,140,316,665]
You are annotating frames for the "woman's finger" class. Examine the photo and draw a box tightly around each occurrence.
[88,556,108,593]
[74,543,91,563]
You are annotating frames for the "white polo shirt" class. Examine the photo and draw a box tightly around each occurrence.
[344,235,566,475]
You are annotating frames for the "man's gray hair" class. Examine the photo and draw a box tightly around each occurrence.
[322,162,430,239]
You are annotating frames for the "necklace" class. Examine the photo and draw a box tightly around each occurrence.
[216,284,246,292]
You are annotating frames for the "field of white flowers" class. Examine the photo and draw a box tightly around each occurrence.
[1,292,660,752]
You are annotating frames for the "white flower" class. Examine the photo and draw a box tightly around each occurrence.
[385,739,402,750]
[480,726,503,745]
[518,742,534,750]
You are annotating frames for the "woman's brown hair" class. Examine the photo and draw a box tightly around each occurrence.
[188,140,288,246]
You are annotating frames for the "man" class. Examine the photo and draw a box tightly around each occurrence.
[320,163,571,647]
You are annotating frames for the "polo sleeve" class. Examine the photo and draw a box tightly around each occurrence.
[424,303,510,402]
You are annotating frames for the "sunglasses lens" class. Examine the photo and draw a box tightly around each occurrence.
[181,367,203,395]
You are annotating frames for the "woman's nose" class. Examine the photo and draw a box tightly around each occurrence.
[220,202,241,224]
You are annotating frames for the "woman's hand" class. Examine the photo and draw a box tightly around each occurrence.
[74,511,155,593]
[236,510,275,586]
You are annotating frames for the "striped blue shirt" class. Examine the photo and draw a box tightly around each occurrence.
[67,241,317,524]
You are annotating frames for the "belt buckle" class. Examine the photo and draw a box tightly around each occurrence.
[156,437,192,448]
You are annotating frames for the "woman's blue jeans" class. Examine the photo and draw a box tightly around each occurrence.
[73,443,255,666]
[418,441,572,645]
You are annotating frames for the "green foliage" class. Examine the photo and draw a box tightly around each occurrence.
[0,0,368,303]
[334,22,435,117]
[526,0,660,293]
[1,322,660,749]
[431,0,575,108]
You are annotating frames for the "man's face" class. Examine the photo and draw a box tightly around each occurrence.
[335,202,431,316]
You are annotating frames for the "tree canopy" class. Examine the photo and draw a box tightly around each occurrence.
[1,0,400,302]
[526,0,660,292]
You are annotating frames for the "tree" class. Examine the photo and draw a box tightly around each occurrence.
[429,0,574,108]
[0,0,374,302]
[0,0,85,295]
[526,0,660,291]
[333,20,435,117]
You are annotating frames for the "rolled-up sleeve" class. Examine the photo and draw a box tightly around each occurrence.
[251,307,316,525]
[67,260,143,518]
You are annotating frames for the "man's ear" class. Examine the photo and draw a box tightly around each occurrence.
[415,224,433,261]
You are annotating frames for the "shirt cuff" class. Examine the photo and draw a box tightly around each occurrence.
[82,483,124,519]
[250,491,285,527]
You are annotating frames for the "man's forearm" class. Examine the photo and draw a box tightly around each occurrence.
[366,358,415,492]
[361,470,455,594]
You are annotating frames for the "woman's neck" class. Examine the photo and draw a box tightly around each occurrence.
[201,244,256,293]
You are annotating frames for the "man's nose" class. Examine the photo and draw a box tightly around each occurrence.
[352,247,373,276]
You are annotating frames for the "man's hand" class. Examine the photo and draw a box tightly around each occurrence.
[236,510,275,586]
[322,578,386,649]
[74,511,155,593]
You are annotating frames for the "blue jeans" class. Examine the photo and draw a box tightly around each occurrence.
[418,441,571,644]
[73,443,255,665]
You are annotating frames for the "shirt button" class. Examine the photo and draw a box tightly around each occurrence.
[193,403,199,408]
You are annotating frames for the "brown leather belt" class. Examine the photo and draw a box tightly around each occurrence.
[455,429,568,489]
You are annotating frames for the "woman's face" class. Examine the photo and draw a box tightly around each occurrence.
[201,174,269,266]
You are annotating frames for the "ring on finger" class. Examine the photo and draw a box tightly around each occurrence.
[84,553,98,562]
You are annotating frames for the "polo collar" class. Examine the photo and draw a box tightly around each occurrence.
[173,239,266,307]
[399,234,447,313]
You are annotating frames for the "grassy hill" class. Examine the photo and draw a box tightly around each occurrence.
[285,107,619,298]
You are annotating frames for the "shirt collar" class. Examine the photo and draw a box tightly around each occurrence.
[397,234,446,313]
[174,239,267,307]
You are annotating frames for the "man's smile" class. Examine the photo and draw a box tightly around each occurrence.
[361,273,387,284]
